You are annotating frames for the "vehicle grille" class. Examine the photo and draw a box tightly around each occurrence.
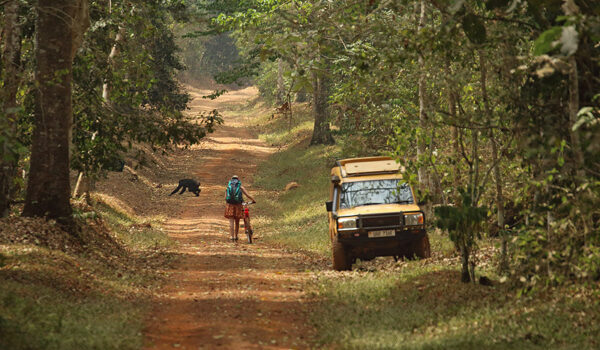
[361,215,401,229]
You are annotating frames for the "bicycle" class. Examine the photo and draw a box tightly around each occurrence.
[242,201,256,243]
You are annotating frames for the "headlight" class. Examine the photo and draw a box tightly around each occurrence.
[404,213,424,226]
[338,217,358,230]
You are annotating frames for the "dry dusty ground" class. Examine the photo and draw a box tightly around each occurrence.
[142,85,318,349]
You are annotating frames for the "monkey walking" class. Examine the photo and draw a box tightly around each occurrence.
[169,179,201,196]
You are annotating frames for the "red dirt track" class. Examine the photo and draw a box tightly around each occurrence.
[143,86,316,349]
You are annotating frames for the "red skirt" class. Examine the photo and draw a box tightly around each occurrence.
[224,203,243,219]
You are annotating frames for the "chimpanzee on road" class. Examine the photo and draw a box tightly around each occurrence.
[169,179,201,196]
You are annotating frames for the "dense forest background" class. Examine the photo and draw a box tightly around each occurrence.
[1,0,599,288]
[198,0,600,286]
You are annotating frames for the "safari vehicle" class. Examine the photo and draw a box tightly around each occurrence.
[325,156,431,271]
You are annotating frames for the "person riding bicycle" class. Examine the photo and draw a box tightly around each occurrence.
[224,175,255,241]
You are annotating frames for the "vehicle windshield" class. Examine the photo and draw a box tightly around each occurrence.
[339,179,414,209]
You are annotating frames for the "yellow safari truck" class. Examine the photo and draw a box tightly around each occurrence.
[325,156,431,271]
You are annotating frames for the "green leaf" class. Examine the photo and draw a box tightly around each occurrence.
[533,26,562,55]
[572,107,597,130]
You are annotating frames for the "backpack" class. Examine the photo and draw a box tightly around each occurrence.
[225,179,243,204]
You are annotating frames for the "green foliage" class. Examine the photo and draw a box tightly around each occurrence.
[254,60,280,105]
[533,27,562,55]
[0,0,222,194]
[0,282,144,350]
[253,104,336,254]
[177,31,242,84]
[435,195,487,235]
[0,197,171,349]
[461,13,487,44]
[247,0,593,284]
[69,0,220,177]
[313,268,600,349]
[95,200,172,250]
[213,58,260,85]
[435,188,488,282]
[249,82,600,348]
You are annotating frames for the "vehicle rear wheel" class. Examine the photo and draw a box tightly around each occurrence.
[413,234,431,258]
[332,236,352,271]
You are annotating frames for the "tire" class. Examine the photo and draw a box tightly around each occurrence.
[244,218,252,244]
[332,236,352,271]
[413,234,431,259]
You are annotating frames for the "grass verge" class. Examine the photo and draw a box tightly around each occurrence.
[312,266,600,349]
[251,102,600,349]
[251,104,338,256]
[0,200,172,350]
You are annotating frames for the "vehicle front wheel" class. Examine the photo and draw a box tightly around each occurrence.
[413,234,431,259]
[332,236,352,271]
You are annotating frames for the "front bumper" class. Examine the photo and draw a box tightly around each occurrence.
[336,227,426,259]
[337,227,426,245]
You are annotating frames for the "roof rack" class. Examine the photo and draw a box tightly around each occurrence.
[336,157,404,177]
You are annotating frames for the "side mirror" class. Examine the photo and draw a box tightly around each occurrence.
[325,201,333,212]
[331,175,341,185]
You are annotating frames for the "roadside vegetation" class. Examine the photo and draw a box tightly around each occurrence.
[251,104,600,349]
[0,200,172,350]
[252,105,334,256]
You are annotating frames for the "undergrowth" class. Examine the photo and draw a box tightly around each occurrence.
[251,103,600,349]
[312,266,600,349]
[251,104,337,256]
[95,199,172,251]
[0,199,172,350]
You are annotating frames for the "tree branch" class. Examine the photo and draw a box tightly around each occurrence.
[458,128,472,167]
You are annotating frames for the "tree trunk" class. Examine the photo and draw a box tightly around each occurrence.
[417,0,429,196]
[450,127,461,204]
[479,52,507,270]
[0,1,23,217]
[23,0,90,225]
[102,21,124,101]
[491,130,507,269]
[445,58,461,205]
[568,56,585,176]
[471,129,480,203]
[310,71,334,145]
[77,1,119,200]
[276,58,285,105]
[460,245,471,283]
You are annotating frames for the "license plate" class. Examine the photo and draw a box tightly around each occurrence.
[368,230,395,238]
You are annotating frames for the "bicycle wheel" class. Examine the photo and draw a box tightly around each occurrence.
[244,217,253,243]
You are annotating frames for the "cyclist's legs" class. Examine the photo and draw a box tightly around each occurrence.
[234,218,240,238]
[229,218,235,239]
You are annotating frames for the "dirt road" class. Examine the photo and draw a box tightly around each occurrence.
[143,86,316,349]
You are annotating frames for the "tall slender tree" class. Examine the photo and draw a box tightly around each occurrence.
[0,0,24,217]
[22,0,90,224]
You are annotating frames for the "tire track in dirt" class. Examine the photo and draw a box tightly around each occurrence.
[143,86,317,349]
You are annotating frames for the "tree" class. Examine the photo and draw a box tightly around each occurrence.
[214,0,337,145]
[70,0,220,199]
[310,70,334,145]
[0,0,24,217]
[22,0,90,224]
